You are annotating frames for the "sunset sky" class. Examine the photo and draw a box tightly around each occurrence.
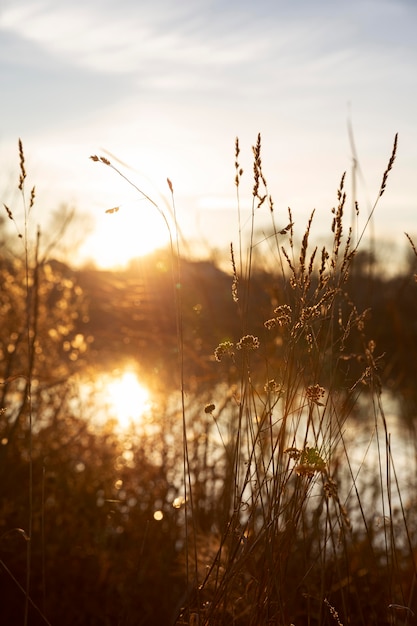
[1,0,416,267]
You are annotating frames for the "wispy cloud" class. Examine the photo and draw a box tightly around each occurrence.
[1,1,272,75]
[2,0,415,102]
[1,0,417,260]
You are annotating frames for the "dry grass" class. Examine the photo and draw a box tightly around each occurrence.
[1,135,416,626]
[173,133,417,626]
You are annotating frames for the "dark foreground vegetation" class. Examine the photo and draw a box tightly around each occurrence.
[1,136,417,625]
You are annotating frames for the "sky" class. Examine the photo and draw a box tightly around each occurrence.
[1,0,416,268]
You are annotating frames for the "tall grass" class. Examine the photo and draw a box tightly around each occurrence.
[91,153,215,614]
[171,133,416,625]
[90,133,416,625]
[2,134,416,626]
[3,140,39,626]
[1,142,89,626]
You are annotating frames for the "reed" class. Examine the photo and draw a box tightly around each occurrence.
[175,133,416,625]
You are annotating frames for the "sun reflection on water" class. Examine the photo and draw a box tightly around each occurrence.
[105,370,151,429]
[80,367,152,431]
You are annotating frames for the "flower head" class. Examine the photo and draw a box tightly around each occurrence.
[306,384,326,406]
[236,335,260,351]
[214,341,235,362]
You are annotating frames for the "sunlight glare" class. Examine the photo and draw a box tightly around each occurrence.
[106,371,150,429]
[86,200,171,269]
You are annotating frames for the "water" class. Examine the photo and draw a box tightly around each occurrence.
[74,370,417,533]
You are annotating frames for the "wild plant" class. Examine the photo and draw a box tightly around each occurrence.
[3,135,414,626]
[175,133,416,626]
[0,142,89,626]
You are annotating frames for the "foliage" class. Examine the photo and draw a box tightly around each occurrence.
[0,410,185,625]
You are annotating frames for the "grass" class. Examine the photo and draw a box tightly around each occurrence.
[1,134,416,625]
[171,132,416,625]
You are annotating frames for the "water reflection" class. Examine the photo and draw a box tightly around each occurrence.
[106,370,150,428]
[77,371,416,515]
[81,366,152,430]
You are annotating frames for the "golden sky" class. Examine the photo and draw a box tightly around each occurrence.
[1,0,416,267]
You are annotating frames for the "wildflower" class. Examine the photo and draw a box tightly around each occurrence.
[295,464,316,478]
[204,403,215,414]
[264,379,284,394]
[295,446,326,476]
[306,384,325,405]
[264,305,292,330]
[274,305,292,326]
[214,341,235,362]
[236,335,260,351]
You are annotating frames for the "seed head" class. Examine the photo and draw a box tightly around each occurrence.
[214,341,235,362]
[306,384,325,405]
[236,335,260,351]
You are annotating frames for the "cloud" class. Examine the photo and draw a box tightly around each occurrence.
[2,0,415,108]
[0,0,272,75]
[1,0,417,253]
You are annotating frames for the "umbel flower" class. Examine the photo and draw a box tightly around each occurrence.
[214,341,235,362]
[306,384,326,405]
[285,446,326,477]
[264,305,292,330]
[236,335,260,351]
[214,335,259,361]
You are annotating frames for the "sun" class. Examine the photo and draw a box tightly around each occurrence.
[82,157,176,268]
[106,370,151,429]
[85,202,171,269]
